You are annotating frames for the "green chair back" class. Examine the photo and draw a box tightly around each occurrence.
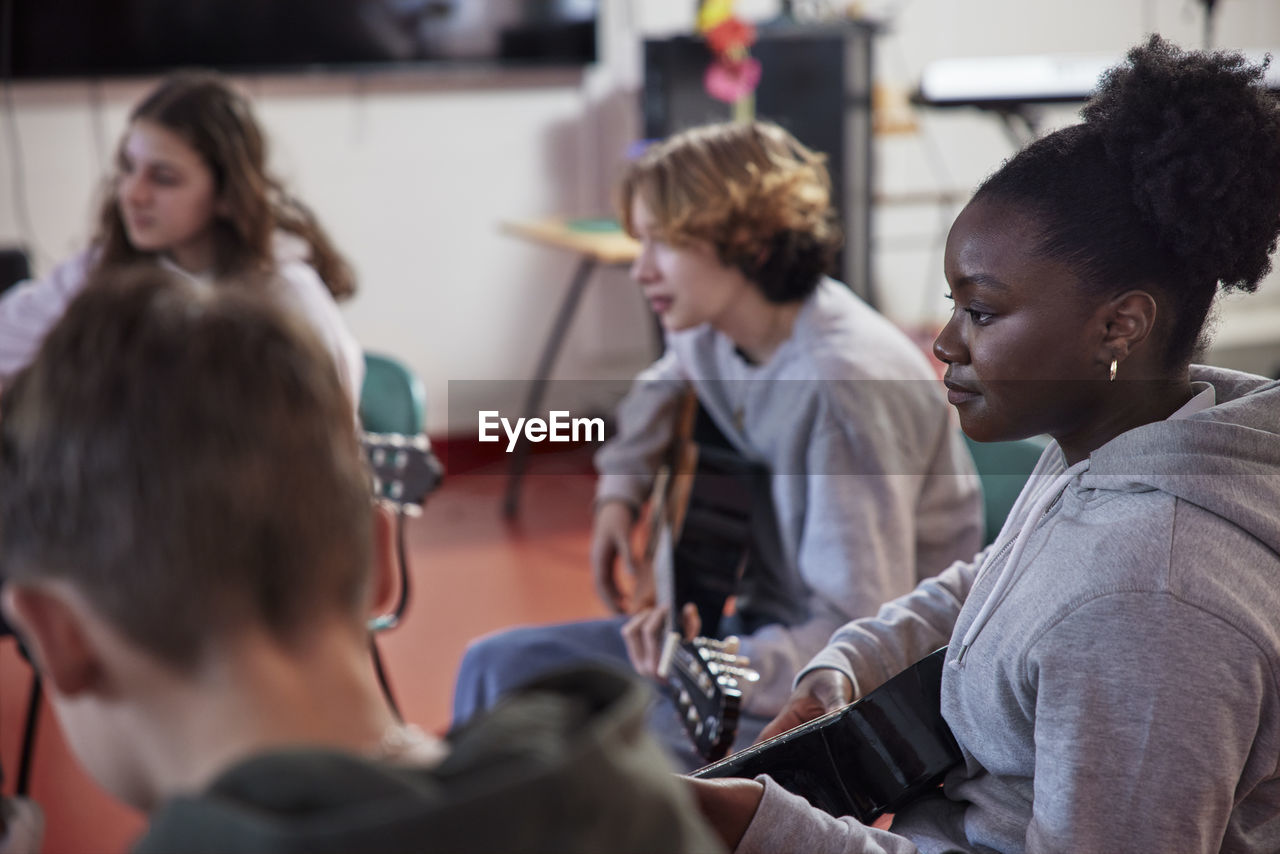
[359,352,426,435]
[964,434,1050,545]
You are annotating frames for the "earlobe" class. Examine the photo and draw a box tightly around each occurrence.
[3,585,103,697]
[368,502,398,618]
[1100,290,1158,366]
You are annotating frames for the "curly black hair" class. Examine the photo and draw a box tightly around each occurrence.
[972,35,1280,367]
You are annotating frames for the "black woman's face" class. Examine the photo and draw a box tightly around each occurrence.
[934,199,1110,444]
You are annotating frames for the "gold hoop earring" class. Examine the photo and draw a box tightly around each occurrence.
[1109,357,1118,382]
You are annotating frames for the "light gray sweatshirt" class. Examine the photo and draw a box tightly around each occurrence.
[739,366,1280,853]
[596,279,984,716]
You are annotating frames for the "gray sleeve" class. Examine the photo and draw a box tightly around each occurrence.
[736,776,920,854]
[738,384,983,713]
[593,350,687,510]
[1023,592,1274,853]
[801,555,981,699]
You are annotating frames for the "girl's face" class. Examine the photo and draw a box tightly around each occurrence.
[628,195,749,334]
[116,120,222,273]
[934,198,1110,446]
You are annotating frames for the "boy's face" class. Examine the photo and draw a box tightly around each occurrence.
[628,196,748,333]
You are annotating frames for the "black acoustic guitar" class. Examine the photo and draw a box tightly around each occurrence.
[648,392,765,761]
[691,648,962,823]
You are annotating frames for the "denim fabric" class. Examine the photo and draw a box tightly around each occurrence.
[452,616,770,772]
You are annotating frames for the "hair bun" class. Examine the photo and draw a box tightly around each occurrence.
[1083,35,1280,293]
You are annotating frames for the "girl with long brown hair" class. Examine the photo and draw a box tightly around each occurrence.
[0,71,362,400]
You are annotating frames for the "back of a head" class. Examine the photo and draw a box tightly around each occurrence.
[973,36,1280,367]
[0,266,373,668]
[618,120,842,303]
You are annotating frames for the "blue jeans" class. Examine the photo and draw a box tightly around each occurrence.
[452,616,771,772]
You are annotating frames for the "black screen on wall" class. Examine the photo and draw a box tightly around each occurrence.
[4,0,598,79]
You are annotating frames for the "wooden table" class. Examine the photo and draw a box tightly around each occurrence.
[500,218,641,518]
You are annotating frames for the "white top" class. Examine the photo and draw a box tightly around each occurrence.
[0,234,364,405]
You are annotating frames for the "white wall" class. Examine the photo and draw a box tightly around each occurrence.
[2,0,1278,433]
[865,0,1280,377]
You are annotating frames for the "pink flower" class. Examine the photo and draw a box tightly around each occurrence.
[704,55,762,103]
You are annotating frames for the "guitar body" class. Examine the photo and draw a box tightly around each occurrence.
[665,440,759,638]
[691,648,961,822]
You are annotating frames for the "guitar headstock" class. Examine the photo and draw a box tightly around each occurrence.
[660,634,760,761]
[362,432,443,514]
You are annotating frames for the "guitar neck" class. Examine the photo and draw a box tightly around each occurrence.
[647,391,766,761]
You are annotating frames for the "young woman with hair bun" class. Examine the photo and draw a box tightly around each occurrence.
[691,36,1280,854]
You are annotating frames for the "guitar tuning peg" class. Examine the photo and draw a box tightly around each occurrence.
[695,636,741,654]
[723,664,760,682]
[699,648,751,667]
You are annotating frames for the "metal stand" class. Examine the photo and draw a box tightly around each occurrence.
[503,256,597,518]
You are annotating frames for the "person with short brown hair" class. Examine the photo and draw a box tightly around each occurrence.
[0,265,722,853]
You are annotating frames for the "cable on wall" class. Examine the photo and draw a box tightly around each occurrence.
[0,0,52,269]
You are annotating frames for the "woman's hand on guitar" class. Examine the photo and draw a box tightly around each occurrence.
[755,667,853,743]
[590,500,653,613]
[685,776,765,851]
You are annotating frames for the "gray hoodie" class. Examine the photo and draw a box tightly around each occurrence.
[739,366,1280,853]
[596,278,983,716]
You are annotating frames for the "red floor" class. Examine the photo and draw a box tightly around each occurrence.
[0,448,608,853]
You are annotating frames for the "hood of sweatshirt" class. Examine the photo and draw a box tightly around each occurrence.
[956,365,1280,662]
[133,666,723,854]
[1084,365,1280,557]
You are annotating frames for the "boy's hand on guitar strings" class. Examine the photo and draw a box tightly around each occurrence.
[590,500,653,613]
[622,602,700,678]
[755,667,853,743]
